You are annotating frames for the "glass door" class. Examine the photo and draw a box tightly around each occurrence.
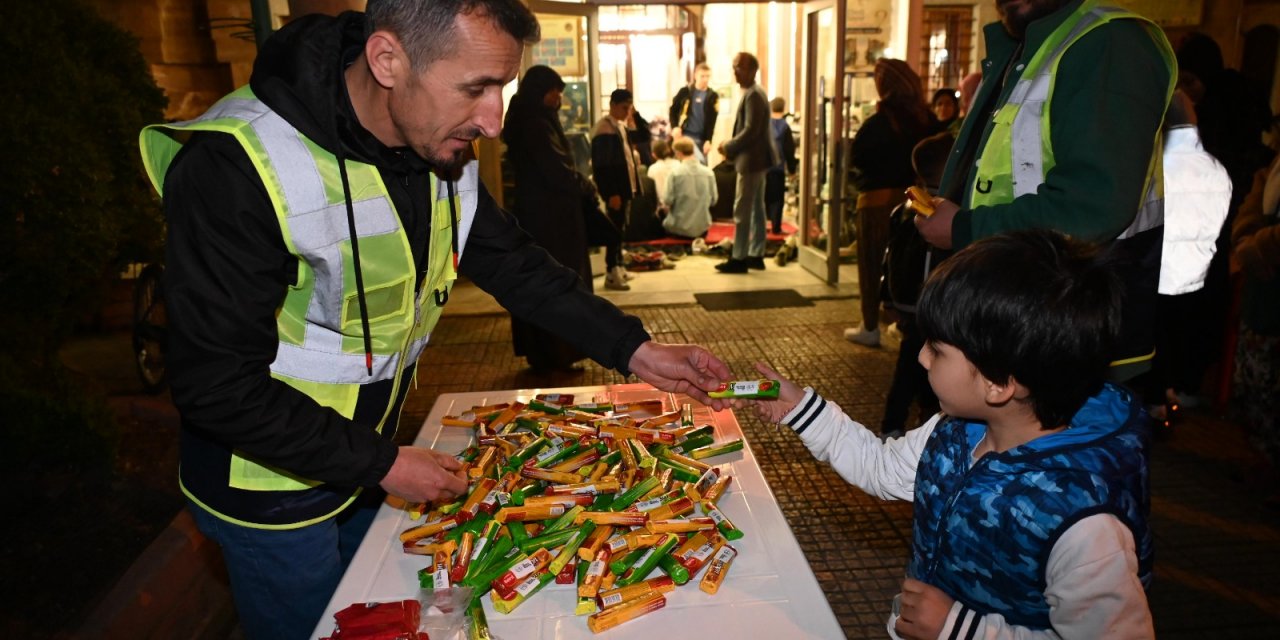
[799,0,845,284]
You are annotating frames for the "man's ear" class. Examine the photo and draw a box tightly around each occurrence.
[365,31,408,90]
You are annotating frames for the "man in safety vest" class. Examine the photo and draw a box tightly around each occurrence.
[138,1,731,637]
[914,0,1176,381]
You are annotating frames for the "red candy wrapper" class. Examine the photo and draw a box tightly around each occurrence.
[327,599,427,639]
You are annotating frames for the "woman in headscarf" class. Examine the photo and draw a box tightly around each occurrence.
[502,65,594,372]
[843,58,933,349]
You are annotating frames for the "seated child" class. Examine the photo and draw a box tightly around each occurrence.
[751,229,1154,639]
[661,138,718,239]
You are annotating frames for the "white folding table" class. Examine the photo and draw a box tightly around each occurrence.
[313,383,844,639]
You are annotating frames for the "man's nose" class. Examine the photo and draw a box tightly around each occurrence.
[476,89,505,139]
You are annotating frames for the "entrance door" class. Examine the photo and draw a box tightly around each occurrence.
[799,0,846,284]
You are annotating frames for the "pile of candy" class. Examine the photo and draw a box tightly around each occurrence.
[401,393,747,637]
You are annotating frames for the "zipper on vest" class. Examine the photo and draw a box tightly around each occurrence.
[925,452,995,581]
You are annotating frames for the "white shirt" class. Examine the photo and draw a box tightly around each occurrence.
[1160,126,1232,295]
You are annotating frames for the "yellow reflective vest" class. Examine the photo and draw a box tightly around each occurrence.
[140,86,472,528]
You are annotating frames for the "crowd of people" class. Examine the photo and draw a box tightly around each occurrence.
[139,0,1278,638]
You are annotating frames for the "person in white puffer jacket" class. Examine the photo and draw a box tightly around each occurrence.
[1160,90,1232,295]
[1145,90,1233,422]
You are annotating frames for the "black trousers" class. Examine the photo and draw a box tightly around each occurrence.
[586,204,624,269]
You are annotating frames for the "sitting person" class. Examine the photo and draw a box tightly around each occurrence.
[648,140,679,206]
[751,229,1154,639]
[661,138,718,239]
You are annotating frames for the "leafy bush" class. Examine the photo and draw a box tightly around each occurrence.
[0,0,167,371]
[0,0,167,484]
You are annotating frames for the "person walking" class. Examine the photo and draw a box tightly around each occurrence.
[716,52,778,274]
[843,59,932,347]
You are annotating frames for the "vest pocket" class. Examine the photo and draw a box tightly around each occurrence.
[229,451,322,491]
[342,276,410,327]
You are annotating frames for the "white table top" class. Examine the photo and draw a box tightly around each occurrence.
[314,383,844,639]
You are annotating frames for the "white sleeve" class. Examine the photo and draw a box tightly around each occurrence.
[780,387,935,501]
[930,514,1154,640]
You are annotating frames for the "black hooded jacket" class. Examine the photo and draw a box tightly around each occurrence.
[161,12,648,523]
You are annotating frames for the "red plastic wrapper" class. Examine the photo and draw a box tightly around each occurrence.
[326,600,427,639]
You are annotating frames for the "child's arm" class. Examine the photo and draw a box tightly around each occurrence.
[749,362,931,501]
[908,514,1151,640]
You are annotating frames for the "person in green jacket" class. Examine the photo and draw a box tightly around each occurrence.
[914,0,1175,381]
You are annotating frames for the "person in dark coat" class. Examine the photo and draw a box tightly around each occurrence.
[502,65,593,371]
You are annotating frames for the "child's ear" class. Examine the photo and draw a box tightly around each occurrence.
[984,375,1019,405]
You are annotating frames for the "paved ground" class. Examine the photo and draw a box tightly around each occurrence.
[67,270,1280,638]
[401,298,1280,639]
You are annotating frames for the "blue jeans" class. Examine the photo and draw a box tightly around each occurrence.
[732,169,768,260]
[189,492,381,640]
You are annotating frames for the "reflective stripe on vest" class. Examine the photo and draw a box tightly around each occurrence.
[970,1,1176,239]
[140,87,477,513]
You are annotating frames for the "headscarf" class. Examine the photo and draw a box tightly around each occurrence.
[873,58,931,134]
[503,65,568,152]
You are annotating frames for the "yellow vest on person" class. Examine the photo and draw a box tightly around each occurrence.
[970,0,1176,243]
[139,86,474,528]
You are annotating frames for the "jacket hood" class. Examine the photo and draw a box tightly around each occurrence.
[956,383,1146,461]
[503,65,566,150]
[249,11,430,176]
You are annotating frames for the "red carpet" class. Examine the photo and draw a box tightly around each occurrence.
[624,221,797,248]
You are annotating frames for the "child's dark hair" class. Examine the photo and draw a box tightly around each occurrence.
[916,229,1122,428]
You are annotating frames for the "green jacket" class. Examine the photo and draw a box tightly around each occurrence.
[939,0,1173,249]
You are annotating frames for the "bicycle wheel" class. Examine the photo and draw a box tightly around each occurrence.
[132,263,168,393]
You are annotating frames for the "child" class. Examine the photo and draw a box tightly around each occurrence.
[752,229,1154,639]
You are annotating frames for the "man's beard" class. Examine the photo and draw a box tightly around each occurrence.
[997,0,1070,39]
[420,126,482,173]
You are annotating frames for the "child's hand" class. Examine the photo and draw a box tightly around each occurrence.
[747,362,804,424]
[893,578,954,640]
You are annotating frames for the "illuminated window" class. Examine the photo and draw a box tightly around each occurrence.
[919,6,973,92]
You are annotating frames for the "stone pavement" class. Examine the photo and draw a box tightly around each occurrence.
[401,299,1280,639]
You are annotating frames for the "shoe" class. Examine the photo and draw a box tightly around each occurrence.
[715,259,749,274]
[746,256,766,270]
[843,327,880,347]
[605,266,631,290]
[622,268,636,281]
[691,237,708,254]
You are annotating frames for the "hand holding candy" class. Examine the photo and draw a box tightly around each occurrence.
[746,362,804,424]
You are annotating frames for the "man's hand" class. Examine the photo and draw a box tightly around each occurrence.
[717,142,728,158]
[915,198,958,249]
[702,140,712,157]
[747,362,804,424]
[628,341,732,409]
[379,446,468,504]
[671,126,683,139]
[608,195,622,211]
[894,578,954,640]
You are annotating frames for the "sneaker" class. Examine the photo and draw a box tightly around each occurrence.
[691,237,708,254]
[605,266,631,290]
[746,256,766,270]
[843,327,880,347]
[715,258,749,274]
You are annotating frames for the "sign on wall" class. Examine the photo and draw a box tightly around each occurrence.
[532,15,585,78]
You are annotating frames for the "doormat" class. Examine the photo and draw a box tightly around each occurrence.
[695,289,814,312]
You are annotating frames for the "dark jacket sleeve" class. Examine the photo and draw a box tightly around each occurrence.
[591,120,631,202]
[458,185,650,372]
[519,117,581,190]
[669,87,688,128]
[161,132,398,488]
[952,20,1172,247]
[705,90,720,141]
